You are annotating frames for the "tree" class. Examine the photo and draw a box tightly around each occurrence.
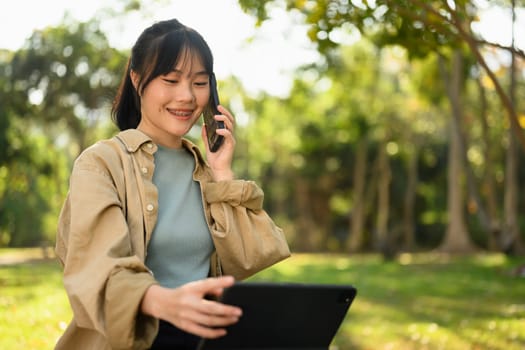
[0,18,125,246]
[438,50,477,252]
[239,0,525,146]
[502,0,524,254]
[238,0,525,254]
[9,17,126,157]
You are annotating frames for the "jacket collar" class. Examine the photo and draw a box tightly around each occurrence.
[116,128,207,167]
[116,129,153,152]
[181,138,207,168]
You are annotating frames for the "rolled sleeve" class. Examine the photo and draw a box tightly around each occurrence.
[202,180,290,280]
[204,180,264,210]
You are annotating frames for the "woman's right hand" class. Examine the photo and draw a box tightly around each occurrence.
[140,276,242,339]
[202,105,236,182]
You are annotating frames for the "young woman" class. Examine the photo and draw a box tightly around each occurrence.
[55,18,290,350]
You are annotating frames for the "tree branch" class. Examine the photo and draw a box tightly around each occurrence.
[385,0,525,150]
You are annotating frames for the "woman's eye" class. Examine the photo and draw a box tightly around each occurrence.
[195,81,208,87]
[163,79,178,84]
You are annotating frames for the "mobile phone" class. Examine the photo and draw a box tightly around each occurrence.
[203,73,224,152]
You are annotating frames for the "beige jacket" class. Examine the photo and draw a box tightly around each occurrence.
[55,129,290,350]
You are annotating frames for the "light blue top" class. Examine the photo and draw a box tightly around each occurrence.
[145,145,214,288]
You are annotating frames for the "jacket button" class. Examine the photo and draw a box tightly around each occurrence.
[146,204,154,212]
[141,167,148,174]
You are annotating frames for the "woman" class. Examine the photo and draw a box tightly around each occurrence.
[55,18,290,350]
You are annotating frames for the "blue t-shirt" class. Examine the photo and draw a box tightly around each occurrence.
[145,145,214,288]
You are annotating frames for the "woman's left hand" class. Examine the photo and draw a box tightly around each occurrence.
[202,105,236,181]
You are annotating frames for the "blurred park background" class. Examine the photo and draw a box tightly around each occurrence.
[1,0,525,349]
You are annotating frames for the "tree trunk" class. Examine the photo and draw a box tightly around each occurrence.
[402,143,418,251]
[347,137,368,252]
[503,0,525,254]
[503,130,521,253]
[376,138,393,258]
[438,51,477,253]
[294,177,317,251]
[314,174,335,251]
[461,103,491,241]
[477,76,501,251]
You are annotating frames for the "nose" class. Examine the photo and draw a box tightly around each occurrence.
[176,81,195,103]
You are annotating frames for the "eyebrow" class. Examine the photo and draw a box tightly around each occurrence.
[170,69,209,78]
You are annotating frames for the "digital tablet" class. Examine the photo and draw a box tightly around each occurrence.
[196,281,357,350]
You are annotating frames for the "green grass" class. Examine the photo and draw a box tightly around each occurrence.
[1,249,524,349]
[0,257,71,349]
[247,253,525,350]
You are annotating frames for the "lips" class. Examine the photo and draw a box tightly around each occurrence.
[167,108,193,120]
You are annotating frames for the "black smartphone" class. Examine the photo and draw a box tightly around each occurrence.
[203,73,224,152]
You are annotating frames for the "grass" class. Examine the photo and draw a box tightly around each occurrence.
[247,253,525,350]
[0,249,524,349]
[0,254,71,349]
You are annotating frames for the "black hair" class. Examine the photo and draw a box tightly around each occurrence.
[111,19,214,130]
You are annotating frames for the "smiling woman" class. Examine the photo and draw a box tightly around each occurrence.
[53,17,290,350]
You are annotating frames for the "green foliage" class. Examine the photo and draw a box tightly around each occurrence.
[8,17,127,154]
[238,0,270,24]
[0,51,14,165]
[0,121,67,247]
[236,0,490,59]
[235,0,525,254]
[0,1,524,254]
[0,134,49,247]
[0,18,126,247]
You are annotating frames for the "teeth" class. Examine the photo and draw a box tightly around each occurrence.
[171,110,192,116]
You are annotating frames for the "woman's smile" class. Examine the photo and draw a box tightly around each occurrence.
[168,108,195,120]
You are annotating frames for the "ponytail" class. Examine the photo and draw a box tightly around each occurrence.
[111,58,140,130]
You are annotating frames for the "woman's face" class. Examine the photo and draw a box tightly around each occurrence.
[133,52,210,148]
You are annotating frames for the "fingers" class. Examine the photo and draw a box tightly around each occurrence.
[160,276,242,339]
[201,105,235,148]
[184,299,241,339]
[195,296,242,322]
[184,299,242,327]
[215,105,234,132]
[188,275,235,295]
[186,276,242,319]
[175,300,241,339]
[182,321,228,339]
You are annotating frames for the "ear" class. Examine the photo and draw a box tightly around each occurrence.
[130,70,139,91]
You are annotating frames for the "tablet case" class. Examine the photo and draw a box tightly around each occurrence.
[196,282,357,350]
